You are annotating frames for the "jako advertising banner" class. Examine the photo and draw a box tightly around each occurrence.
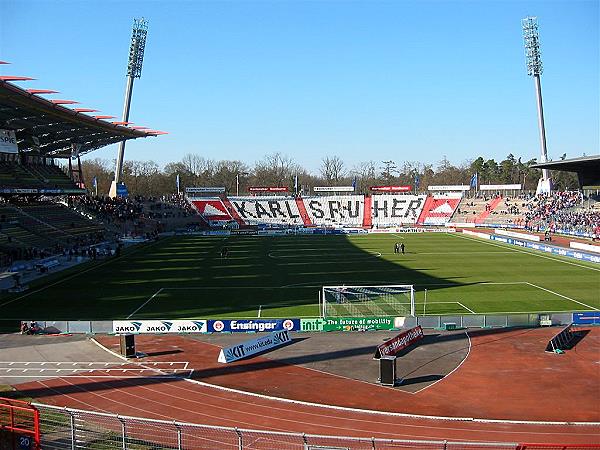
[218,330,292,363]
[113,320,207,334]
[207,319,300,333]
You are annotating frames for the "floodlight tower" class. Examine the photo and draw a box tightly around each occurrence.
[522,16,552,194]
[110,17,148,197]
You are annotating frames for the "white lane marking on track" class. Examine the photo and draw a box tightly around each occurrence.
[87,338,597,430]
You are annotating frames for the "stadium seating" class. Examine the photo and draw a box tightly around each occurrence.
[302,195,364,227]
[227,196,305,226]
[370,195,426,227]
[0,161,77,190]
[417,193,462,225]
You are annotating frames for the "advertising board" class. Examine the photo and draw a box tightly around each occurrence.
[112,320,207,334]
[207,319,300,333]
[374,325,424,359]
[321,317,396,331]
[370,185,412,192]
[217,330,292,363]
[0,129,18,154]
[313,186,355,192]
[248,186,289,192]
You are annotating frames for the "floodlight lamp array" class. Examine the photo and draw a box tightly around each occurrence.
[522,16,543,76]
[126,18,148,79]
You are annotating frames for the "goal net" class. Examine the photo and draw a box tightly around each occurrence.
[321,285,415,318]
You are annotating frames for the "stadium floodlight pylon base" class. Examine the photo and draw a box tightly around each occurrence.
[321,284,415,318]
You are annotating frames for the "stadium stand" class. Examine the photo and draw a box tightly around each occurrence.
[227,196,305,226]
[189,197,234,226]
[417,193,462,225]
[303,195,365,227]
[370,194,426,227]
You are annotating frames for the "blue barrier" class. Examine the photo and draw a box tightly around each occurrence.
[489,235,600,263]
[573,312,600,325]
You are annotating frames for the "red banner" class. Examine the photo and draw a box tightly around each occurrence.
[374,326,424,359]
[248,186,289,193]
[370,185,412,192]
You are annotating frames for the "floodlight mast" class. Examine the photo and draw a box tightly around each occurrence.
[522,16,552,193]
[110,17,148,197]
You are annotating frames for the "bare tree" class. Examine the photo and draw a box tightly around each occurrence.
[319,156,345,185]
[253,152,298,187]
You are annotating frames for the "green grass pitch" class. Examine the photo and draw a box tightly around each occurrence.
[0,233,598,320]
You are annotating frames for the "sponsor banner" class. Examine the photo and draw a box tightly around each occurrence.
[369,227,454,233]
[374,325,424,359]
[462,229,491,239]
[313,186,355,192]
[218,330,292,363]
[300,318,326,332]
[113,320,207,334]
[479,184,522,191]
[572,312,600,325]
[229,229,258,235]
[496,229,540,242]
[569,241,600,254]
[489,235,600,263]
[370,185,412,192]
[248,186,289,192]
[322,317,396,332]
[0,129,18,154]
[208,319,300,333]
[1,188,38,194]
[201,230,231,236]
[186,187,226,194]
[427,185,470,191]
[228,197,303,225]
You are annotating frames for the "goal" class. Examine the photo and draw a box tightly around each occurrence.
[321,285,415,318]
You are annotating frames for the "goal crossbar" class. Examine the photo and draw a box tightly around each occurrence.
[321,284,415,318]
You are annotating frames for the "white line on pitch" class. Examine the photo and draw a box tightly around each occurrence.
[525,282,598,310]
[449,233,600,272]
[127,288,164,318]
[257,305,262,318]
[457,301,476,314]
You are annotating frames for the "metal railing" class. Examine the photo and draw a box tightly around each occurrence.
[19,312,576,335]
[34,403,520,450]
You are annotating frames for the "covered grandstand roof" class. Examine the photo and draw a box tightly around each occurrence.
[0,78,164,158]
[532,155,600,188]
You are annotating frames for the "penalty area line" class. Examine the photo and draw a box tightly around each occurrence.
[457,301,476,314]
[127,288,164,319]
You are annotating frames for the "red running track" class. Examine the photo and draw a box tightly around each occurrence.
[13,327,600,443]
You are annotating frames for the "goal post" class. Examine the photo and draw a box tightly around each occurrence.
[321,285,415,318]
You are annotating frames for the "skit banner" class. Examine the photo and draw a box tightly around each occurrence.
[113,320,207,334]
[374,325,424,359]
[218,330,292,363]
[0,130,18,154]
[208,318,300,333]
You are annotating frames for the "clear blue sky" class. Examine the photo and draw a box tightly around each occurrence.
[1,0,598,173]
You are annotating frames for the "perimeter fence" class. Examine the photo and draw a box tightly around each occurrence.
[32,404,597,450]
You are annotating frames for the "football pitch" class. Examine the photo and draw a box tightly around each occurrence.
[0,233,598,320]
